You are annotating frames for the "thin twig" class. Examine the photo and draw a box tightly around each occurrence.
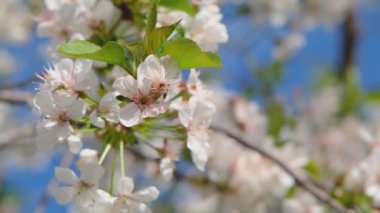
[211,126,349,213]
[0,90,33,105]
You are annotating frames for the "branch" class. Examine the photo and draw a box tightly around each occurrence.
[211,126,349,213]
[0,75,38,90]
[0,124,35,147]
[339,7,358,80]
[0,90,33,105]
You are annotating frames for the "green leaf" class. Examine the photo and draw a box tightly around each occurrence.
[303,160,321,179]
[147,1,158,33]
[144,21,180,55]
[57,40,126,66]
[159,0,195,15]
[266,100,286,137]
[159,38,222,69]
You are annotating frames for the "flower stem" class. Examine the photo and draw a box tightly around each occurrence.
[109,151,116,196]
[120,140,125,178]
[98,143,111,165]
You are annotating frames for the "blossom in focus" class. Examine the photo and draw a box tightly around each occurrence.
[113,55,180,127]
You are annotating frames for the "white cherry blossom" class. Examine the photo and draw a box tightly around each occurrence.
[113,55,180,127]
[90,92,120,128]
[52,163,111,212]
[34,91,86,151]
[111,177,159,213]
[38,58,98,96]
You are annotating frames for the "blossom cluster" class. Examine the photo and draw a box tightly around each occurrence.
[32,0,228,212]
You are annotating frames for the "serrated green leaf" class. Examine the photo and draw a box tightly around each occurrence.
[159,38,222,69]
[159,0,195,15]
[57,40,126,66]
[147,1,157,33]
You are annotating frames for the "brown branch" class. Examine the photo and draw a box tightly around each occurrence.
[211,126,349,213]
[0,90,33,105]
[339,7,358,80]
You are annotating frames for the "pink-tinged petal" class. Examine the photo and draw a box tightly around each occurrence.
[187,134,209,171]
[133,187,159,202]
[89,111,105,128]
[67,99,86,121]
[113,76,137,98]
[79,163,104,186]
[55,167,78,185]
[33,91,55,115]
[52,186,76,205]
[116,177,134,195]
[119,103,142,127]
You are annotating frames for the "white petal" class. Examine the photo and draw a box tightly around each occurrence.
[160,157,175,181]
[55,58,74,74]
[187,134,209,171]
[160,56,180,80]
[34,91,55,115]
[52,186,75,205]
[129,201,151,213]
[67,135,83,154]
[113,76,137,98]
[119,103,142,127]
[90,111,105,128]
[55,167,79,185]
[57,122,73,140]
[67,99,86,121]
[133,187,159,202]
[77,148,98,169]
[137,55,165,83]
[79,163,104,185]
[116,177,134,195]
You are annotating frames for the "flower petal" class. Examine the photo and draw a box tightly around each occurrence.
[116,177,134,195]
[119,103,142,127]
[90,111,105,128]
[79,163,104,185]
[113,76,137,98]
[52,186,76,205]
[133,186,159,202]
[55,167,78,185]
[187,134,209,171]
[67,135,83,154]
[67,99,86,121]
[33,91,55,115]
